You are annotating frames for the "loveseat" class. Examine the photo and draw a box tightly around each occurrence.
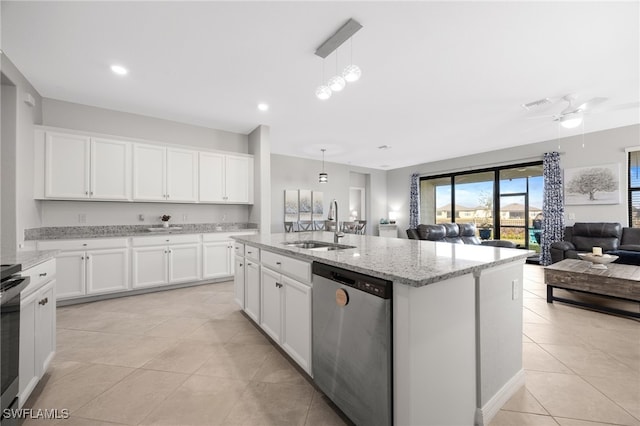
[406,223,517,248]
[550,222,640,265]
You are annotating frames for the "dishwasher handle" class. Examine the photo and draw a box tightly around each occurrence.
[330,271,356,287]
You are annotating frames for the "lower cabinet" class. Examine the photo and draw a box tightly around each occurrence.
[202,240,233,279]
[244,260,260,323]
[19,260,57,407]
[233,255,245,308]
[259,258,312,375]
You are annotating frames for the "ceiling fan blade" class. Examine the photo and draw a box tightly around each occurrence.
[600,100,640,112]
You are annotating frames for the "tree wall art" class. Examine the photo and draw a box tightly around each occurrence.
[564,163,620,205]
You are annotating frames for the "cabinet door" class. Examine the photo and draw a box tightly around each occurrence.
[35,279,56,377]
[167,148,198,202]
[56,251,86,299]
[90,138,131,200]
[233,256,245,309]
[203,241,232,279]
[245,261,260,323]
[198,152,225,202]
[225,155,251,203]
[132,246,168,288]
[282,276,312,374]
[169,243,201,283]
[44,132,90,199]
[19,291,38,407]
[133,144,166,201]
[86,248,129,294]
[260,267,282,342]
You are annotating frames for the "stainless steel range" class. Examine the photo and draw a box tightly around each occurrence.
[1,264,29,425]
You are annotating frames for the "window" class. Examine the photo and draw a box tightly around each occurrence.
[628,151,640,227]
[419,162,543,250]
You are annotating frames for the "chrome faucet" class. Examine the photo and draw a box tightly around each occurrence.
[330,199,345,243]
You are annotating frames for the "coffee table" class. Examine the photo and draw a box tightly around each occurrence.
[545,259,640,318]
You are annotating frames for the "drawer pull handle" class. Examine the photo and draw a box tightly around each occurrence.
[39,273,47,277]
[239,263,243,267]
[82,243,87,246]
[276,262,281,265]
[38,297,48,306]
[276,283,283,288]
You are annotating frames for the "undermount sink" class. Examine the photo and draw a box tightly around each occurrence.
[283,240,356,251]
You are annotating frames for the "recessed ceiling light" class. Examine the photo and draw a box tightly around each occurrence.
[257,103,269,111]
[110,65,128,75]
[378,145,392,150]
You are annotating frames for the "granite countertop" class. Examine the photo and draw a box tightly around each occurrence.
[26,223,258,240]
[1,249,59,270]
[233,232,532,287]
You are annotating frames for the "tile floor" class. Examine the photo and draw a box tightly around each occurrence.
[23,264,639,426]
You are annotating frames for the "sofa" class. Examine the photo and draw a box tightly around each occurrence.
[550,222,640,265]
[406,223,517,248]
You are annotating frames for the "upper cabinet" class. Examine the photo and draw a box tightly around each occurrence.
[44,132,131,200]
[199,152,253,204]
[132,144,198,202]
[35,127,252,204]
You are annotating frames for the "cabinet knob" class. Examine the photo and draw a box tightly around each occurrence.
[239,263,243,267]
[39,272,47,277]
[169,249,172,253]
[38,298,47,306]
[276,261,281,265]
[276,283,283,288]
[81,256,84,260]
[90,191,93,196]
[83,243,87,246]
[167,194,170,199]
[85,191,89,195]
[86,256,90,259]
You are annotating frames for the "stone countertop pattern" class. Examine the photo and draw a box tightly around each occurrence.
[233,232,532,287]
[25,223,258,240]
[1,249,59,270]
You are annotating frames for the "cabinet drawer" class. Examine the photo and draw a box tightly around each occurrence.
[22,259,56,298]
[132,234,200,247]
[261,250,311,284]
[245,244,260,261]
[37,238,128,251]
[202,231,256,242]
[233,242,245,256]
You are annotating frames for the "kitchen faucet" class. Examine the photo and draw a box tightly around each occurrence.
[330,199,345,243]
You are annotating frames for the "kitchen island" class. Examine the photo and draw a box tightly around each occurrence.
[232,231,531,426]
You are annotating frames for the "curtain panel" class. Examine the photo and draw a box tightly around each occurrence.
[540,152,564,265]
[409,173,420,229]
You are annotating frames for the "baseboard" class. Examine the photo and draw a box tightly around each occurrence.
[475,369,526,426]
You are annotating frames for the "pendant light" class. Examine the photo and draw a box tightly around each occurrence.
[319,149,328,183]
[328,50,346,92]
[315,60,332,100]
[342,37,362,83]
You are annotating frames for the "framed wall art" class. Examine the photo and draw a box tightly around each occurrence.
[564,163,620,205]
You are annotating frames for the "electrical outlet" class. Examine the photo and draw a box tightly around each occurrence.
[139,214,145,221]
[567,212,576,220]
[512,279,521,300]
[183,214,188,222]
[78,213,86,224]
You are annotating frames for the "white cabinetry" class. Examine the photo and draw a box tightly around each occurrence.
[199,152,253,204]
[244,244,261,323]
[37,239,129,300]
[19,259,57,407]
[133,144,198,202]
[234,247,245,309]
[131,234,201,288]
[202,233,235,279]
[258,249,312,375]
[379,224,398,238]
[43,131,130,200]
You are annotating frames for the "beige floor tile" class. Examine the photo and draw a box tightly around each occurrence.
[304,391,349,426]
[74,369,189,425]
[92,335,176,368]
[488,410,559,426]
[523,334,533,343]
[523,342,573,374]
[252,350,311,386]
[185,319,254,343]
[540,343,637,380]
[143,316,209,338]
[523,322,589,346]
[524,308,552,324]
[500,385,549,415]
[140,375,249,426]
[26,364,134,412]
[223,381,314,425]
[228,328,273,345]
[525,371,640,425]
[554,417,634,426]
[141,339,223,374]
[42,359,91,384]
[583,375,640,421]
[194,343,273,380]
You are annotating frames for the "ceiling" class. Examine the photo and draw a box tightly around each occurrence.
[2,1,639,170]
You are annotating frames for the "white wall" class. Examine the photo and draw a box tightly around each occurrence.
[1,81,17,250]
[270,154,387,234]
[38,99,252,228]
[1,55,44,249]
[387,124,640,237]
[248,125,271,233]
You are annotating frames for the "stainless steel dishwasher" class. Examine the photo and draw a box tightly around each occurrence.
[312,262,392,426]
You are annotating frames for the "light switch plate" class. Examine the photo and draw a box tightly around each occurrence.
[512,279,521,300]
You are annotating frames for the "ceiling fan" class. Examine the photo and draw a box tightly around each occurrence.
[523,94,609,129]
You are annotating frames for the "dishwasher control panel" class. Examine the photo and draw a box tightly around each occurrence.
[312,262,392,299]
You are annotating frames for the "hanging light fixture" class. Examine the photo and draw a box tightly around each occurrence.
[560,113,583,129]
[314,18,362,100]
[328,50,346,92]
[342,37,362,83]
[319,149,328,183]
[315,59,332,100]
